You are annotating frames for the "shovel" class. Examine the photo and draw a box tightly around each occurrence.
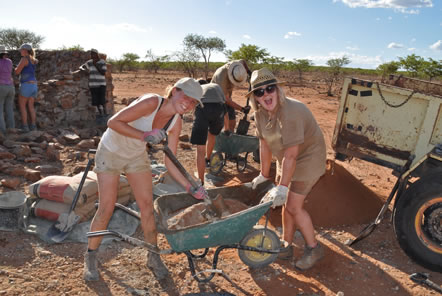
[236,79,252,136]
[46,150,96,243]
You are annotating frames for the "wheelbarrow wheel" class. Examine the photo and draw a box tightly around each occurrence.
[238,225,279,269]
[209,152,224,175]
[236,153,248,172]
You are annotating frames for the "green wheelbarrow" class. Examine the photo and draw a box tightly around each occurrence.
[209,132,259,174]
[87,181,280,283]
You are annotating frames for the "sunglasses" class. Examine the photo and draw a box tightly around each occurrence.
[253,85,277,97]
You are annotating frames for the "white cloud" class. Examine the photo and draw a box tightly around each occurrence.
[305,51,383,68]
[408,47,416,51]
[333,0,433,14]
[410,38,416,43]
[209,30,217,34]
[376,17,381,21]
[243,34,251,39]
[284,32,301,39]
[430,40,442,50]
[388,16,393,20]
[96,23,151,33]
[346,46,360,50]
[388,42,405,49]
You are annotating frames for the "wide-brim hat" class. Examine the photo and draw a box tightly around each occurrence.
[246,67,286,97]
[0,46,7,54]
[227,61,247,87]
[174,77,204,107]
[19,44,32,51]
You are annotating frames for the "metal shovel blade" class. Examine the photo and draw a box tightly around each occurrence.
[46,212,81,243]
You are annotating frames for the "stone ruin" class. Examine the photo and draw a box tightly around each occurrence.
[8,50,115,129]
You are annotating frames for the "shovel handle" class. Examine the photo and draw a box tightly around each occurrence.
[68,149,96,213]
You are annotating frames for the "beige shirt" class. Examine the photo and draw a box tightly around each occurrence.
[211,61,238,99]
[255,97,326,181]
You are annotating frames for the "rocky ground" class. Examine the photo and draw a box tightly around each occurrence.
[0,70,441,296]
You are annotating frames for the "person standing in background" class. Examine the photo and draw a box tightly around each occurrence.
[15,43,38,132]
[0,46,15,135]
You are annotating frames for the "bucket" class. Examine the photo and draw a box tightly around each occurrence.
[0,191,28,231]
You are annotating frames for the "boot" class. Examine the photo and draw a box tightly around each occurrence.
[83,250,99,281]
[295,242,324,270]
[147,251,169,280]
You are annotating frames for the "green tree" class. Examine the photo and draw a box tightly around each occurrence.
[145,49,170,73]
[183,34,225,79]
[398,54,424,77]
[376,61,400,82]
[0,28,45,49]
[262,56,285,75]
[326,56,351,96]
[59,44,84,51]
[226,44,270,65]
[291,59,314,83]
[122,53,140,71]
[421,58,442,81]
[174,47,200,78]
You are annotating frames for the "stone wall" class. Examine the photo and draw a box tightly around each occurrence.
[9,50,114,128]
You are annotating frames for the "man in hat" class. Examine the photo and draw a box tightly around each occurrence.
[211,60,251,134]
[77,49,107,123]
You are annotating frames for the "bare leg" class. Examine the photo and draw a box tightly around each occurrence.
[196,145,206,185]
[206,132,216,160]
[18,95,28,126]
[283,191,317,247]
[27,97,36,125]
[229,119,236,132]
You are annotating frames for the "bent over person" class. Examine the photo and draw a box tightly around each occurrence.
[84,78,207,281]
[249,68,326,270]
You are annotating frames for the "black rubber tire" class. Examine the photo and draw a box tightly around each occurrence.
[393,169,442,272]
[209,152,224,175]
[238,225,280,268]
[236,153,248,172]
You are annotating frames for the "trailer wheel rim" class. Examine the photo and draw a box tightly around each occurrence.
[243,233,273,262]
[414,196,442,254]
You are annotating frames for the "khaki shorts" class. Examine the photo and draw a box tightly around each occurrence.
[276,174,322,196]
[93,143,150,175]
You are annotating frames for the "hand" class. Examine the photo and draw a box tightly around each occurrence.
[242,106,251,114]
[222,130,232,137]
[142,129,166,144]
[186,184,208,200]
[251,173,270,190]
[260,185,289,208]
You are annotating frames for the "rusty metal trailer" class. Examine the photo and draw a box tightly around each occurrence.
[332,76,442,272]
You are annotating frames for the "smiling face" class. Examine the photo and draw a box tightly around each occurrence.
[20,49,28,57]
[254,84,279,112]
[173,89,198,114]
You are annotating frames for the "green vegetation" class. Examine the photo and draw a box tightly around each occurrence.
[0,28,45,49]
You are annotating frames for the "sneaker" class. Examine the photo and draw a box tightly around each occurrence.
[29,124,37,131]
[20,125,30,133]
[83,250,99,281]
[147,251,169,280]
[278,240,293,260]
[295,243,324,270]
[205,158,210,168]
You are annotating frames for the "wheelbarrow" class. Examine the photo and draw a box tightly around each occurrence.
[209,132,259,174]
[87,181,280,282]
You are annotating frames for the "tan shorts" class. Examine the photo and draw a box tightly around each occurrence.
[289,175,322,196]
[93,143,151,175]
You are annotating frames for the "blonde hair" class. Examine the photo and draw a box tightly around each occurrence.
[22,48,38,64]
[250,85,286,111]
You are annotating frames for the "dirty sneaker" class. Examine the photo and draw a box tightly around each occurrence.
[20,125,30,133]
[147,251,169,280]
[83,250,99,281]
[278,240,293,260]
[29,124,37,131]
[295,242,324,270]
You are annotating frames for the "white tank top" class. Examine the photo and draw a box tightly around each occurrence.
[100,94,179,159]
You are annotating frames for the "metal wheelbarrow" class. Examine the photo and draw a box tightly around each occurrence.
[87,181,280,282]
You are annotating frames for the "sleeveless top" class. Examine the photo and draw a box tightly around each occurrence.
[20,57,37,83]
[100,94,179,159]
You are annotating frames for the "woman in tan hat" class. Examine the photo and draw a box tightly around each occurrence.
[211,60,251,134]
[84,77,206,282]
[15,43,38,132]
[0,46,15,134]
[249,68,326,270]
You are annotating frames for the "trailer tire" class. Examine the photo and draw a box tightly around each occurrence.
[393,169,442,272]
[238,225,279,269]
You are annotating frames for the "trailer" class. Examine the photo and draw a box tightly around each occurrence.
[332,75,442,272]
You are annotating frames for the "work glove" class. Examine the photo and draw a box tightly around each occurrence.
[251,173,270,190]
[260,185,289,208]
[186,184,208,200]
[242,106,251,114]
[142,129,166,145]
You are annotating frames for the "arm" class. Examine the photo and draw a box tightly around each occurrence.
[259,138,273,179]
[107,96,158,139]
[279,145,299,187]
[225,95,245,111]
[14,57,28,75]
[163,118,191,189]
[94,60,106,76]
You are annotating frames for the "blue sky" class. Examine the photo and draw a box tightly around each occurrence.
[3,0,441,69]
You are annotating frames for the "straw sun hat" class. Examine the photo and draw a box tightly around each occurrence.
[246,67,285,97]
[227,61,247,86]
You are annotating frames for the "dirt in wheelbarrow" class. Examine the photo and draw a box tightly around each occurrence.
[1,70,441,296]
